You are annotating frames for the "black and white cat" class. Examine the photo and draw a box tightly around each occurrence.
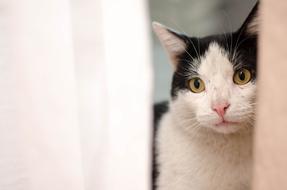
[153,2,258,190]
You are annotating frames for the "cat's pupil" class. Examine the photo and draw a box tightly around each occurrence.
[239,71,245,81]
[194,79,200,89]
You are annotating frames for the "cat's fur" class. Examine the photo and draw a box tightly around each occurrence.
[153,2,258,190]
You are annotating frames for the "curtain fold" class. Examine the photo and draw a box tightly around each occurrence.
[1,0,85,190]
[101,0,152,189]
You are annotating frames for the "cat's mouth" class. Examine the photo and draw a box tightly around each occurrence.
[211,119,241,134]
[215,120,239,127]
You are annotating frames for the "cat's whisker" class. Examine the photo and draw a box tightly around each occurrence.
[235,36,254,52]
[219,25,230,53]
[222,10,234,56]
[197,38,201,61]
[188,40,201,62]
[232,25,254,62]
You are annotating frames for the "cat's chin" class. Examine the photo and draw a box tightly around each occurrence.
[210,123,243,134]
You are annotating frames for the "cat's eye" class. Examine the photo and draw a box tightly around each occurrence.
[188,77,205,93]
[233,68,252,85]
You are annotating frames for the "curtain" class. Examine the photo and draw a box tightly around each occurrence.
[0,0,152,190]
[253,0,287,189]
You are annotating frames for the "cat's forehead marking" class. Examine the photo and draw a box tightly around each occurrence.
[198,42,233,78]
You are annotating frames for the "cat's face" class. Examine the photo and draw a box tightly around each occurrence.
[153,3,258,134]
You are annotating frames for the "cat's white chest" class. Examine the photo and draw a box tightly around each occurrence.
[156,112,252,190]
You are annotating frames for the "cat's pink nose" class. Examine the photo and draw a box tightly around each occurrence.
[212,103,230,117]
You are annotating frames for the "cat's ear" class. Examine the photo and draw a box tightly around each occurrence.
[240,2,260,36]
[152,22,187,68]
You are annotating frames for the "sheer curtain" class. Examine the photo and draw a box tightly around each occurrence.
[0,0,152,190]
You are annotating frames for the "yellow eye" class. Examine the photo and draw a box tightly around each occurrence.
[233,68,252,85]
[188,77,205,93]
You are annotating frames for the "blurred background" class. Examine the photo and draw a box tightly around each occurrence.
[149,0,257,102]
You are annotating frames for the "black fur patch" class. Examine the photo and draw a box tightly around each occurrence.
[152,101,169,190]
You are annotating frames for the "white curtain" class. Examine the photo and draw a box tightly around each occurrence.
[0,0,152,190]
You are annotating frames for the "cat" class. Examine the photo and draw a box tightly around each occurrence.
[152,2,258,190]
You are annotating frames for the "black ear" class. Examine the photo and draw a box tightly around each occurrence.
[152,22,187,69]
[239,2,260,36]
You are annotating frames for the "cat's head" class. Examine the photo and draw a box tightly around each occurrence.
[153,3,259,134]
